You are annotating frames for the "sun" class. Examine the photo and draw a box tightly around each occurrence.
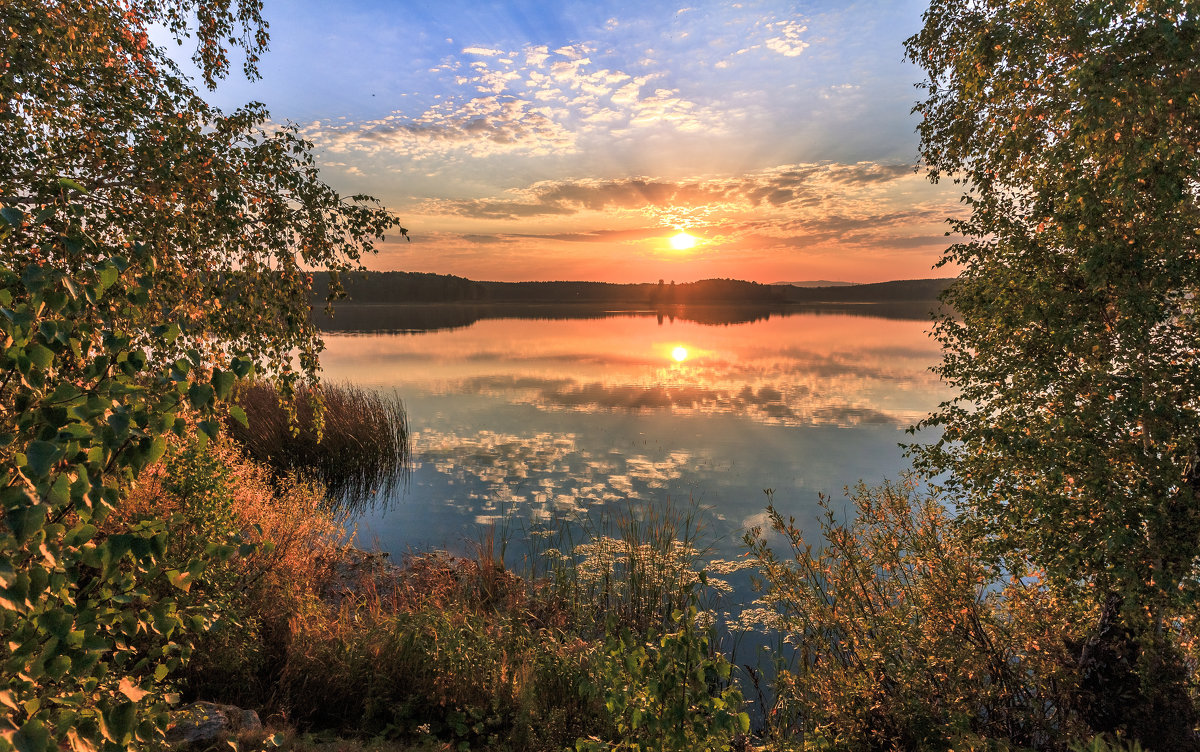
[669,231,697,251]
[671,346,689,362]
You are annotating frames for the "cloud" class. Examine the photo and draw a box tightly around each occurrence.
[300,95,576,160]
[299,41,722,163]
[394,157,965,264]
[508,227,667,243]
[415,161,922,221]
[448,373,909,427]
[765,20,810,57]
[462,46,504,56]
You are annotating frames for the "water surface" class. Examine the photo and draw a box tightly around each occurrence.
[317,306,951,561]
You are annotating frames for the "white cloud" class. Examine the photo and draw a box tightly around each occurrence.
[765,21,809,57]
[300,94,577,160]
[525,45,550,66]
[301,40,724,162]
[462,46,505,56]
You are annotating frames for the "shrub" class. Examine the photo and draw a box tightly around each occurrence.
[119,435,343,708]
[744,478,1087,751]
[575,601,749,752]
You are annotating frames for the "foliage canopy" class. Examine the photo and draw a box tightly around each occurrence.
[2,0,401,396]
[907,0,1200,606]
[906,3,1200,743]
[0,1,398,748]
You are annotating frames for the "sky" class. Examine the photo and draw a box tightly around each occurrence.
[184,0,961,284]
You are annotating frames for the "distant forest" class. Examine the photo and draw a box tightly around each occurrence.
[311,271,953,306]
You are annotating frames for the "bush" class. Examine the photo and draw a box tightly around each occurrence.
[576,601,749,752]
[744,478,1087,751]
[118,435,343,708]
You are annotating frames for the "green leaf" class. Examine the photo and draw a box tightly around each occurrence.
[24,441,63,477]
[99,701,136,743]
[97,265,119,294]
[27,343,55,371]
[143,436,168,466]
[187,382,213,408]
[57,177,87,192]
[211,369,235,400]
[12,718,49,752]
[0,206,25,228]
[230,357,254,378]
[197,420,219,440]
[229,404,248,428]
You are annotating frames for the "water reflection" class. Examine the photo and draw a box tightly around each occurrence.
[322,313,944,429]
[316,300,942,335]
[318,309,951,557]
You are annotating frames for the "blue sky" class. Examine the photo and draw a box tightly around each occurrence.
[183,0,959,283]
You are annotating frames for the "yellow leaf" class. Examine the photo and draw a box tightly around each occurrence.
[118,676,149,703]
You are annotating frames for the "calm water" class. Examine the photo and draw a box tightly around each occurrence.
[317,306,952,562]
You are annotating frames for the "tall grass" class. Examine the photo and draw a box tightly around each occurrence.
[517,500,719,638]
[226,380,409,506]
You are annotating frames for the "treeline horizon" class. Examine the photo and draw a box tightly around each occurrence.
[311,270,954,307]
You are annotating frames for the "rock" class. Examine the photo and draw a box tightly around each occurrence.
[166,701,263,749]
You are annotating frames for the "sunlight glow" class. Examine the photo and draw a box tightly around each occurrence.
[669,231,697,251]
[672,346,689,362]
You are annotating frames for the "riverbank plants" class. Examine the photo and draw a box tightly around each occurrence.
[226,380,410,505]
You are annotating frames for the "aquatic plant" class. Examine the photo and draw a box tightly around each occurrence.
[226,380,409,507]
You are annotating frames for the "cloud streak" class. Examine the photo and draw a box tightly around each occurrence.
[415,162,920,220]
[300,40,728,162]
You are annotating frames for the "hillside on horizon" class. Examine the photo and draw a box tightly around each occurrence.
[771,279,856,287]
[312,271,953,307]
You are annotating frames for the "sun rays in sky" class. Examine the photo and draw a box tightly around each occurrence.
[669,232,697,251]
[184,0,961,283]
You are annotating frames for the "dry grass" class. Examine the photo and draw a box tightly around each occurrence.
[226,380,409,506]
[122,435,345,589]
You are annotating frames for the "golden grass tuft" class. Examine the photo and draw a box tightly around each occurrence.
[227,379,410,506]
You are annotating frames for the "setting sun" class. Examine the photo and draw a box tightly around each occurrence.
[671,346,689,362]
[669,231,697,251]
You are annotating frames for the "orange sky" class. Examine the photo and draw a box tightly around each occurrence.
[191,0,961,283]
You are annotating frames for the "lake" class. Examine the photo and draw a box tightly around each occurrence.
[317,304,953,565]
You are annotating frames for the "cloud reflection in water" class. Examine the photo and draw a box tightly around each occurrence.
[318,311,951,551]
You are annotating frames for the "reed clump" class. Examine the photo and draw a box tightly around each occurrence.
[526,500,713,637]
[226,380,409,505]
